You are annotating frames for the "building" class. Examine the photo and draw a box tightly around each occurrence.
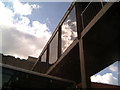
[1,53,37,70]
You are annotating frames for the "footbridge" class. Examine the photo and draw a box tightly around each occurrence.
[32,1,120,89]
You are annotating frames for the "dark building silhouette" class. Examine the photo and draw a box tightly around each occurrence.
[1,53,37,70]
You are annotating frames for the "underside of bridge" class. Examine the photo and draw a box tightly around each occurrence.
[47,2,120,86]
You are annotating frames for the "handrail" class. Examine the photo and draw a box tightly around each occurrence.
[81,0,104,28]
[81,0,92,15]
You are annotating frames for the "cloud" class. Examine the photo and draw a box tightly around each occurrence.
[61,7,77,53]
[31,4,40,9]
[91,73,118,85]
[109,64,118,72]
[0,1,51,59]
[109,62,118,72]
[62,19,77,53]
[0,1,14,26]
[13,0,40,15]
[1,27,49,59]
[15,16,51,38]
[45,18,51,24]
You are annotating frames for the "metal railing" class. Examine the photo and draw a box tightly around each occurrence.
[32,1,107,73]
[32,2,76,73]
[81,0,106,29]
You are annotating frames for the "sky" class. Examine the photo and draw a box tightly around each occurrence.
[0,0,119,86]
[91,61,119,86]
[0,0,71,59]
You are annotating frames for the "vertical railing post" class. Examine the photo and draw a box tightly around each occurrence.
[118,61,120,85]
[58,26,62,58]
[46,44,50,72]
[75,2,84,39]
[37,56,41,72]
[76,2,91,89]
[31,55,41,71]
[79,39,91,90]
